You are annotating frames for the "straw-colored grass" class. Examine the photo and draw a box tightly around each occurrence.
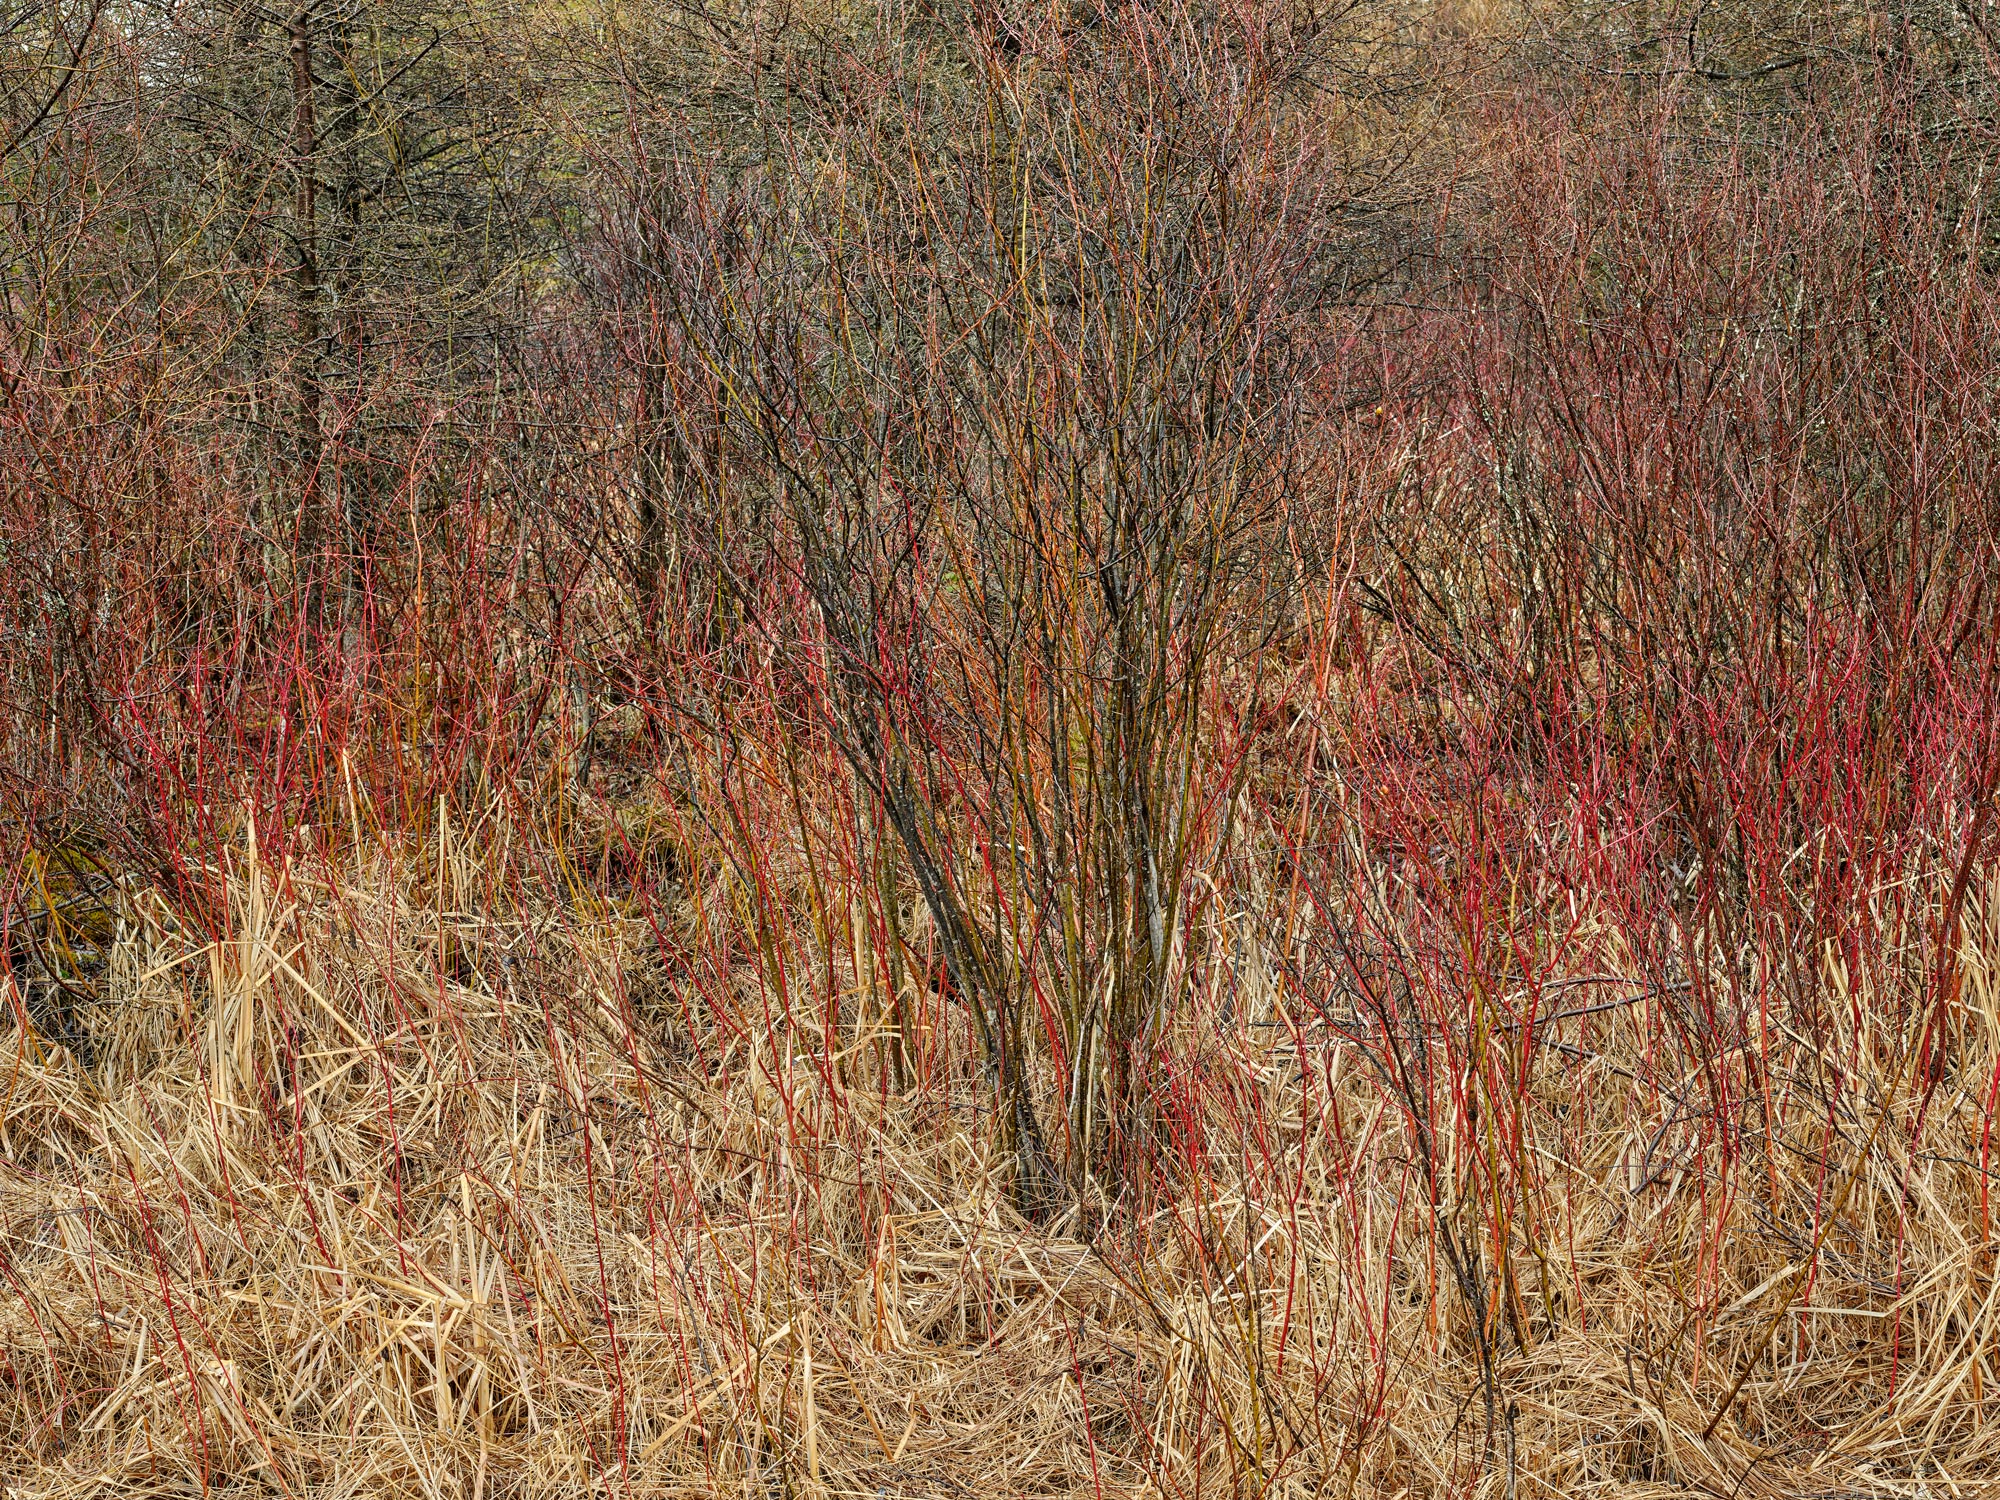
[5,787,1999,1499]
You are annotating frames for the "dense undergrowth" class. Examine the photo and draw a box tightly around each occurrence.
[7,0,2000,1494]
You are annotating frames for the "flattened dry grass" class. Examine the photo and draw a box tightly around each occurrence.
[5,810,2000,1498]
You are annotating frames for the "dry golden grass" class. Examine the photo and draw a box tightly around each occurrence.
[5,801,2000,1498]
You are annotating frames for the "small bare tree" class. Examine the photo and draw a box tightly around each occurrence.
[602,0,1429,1207]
